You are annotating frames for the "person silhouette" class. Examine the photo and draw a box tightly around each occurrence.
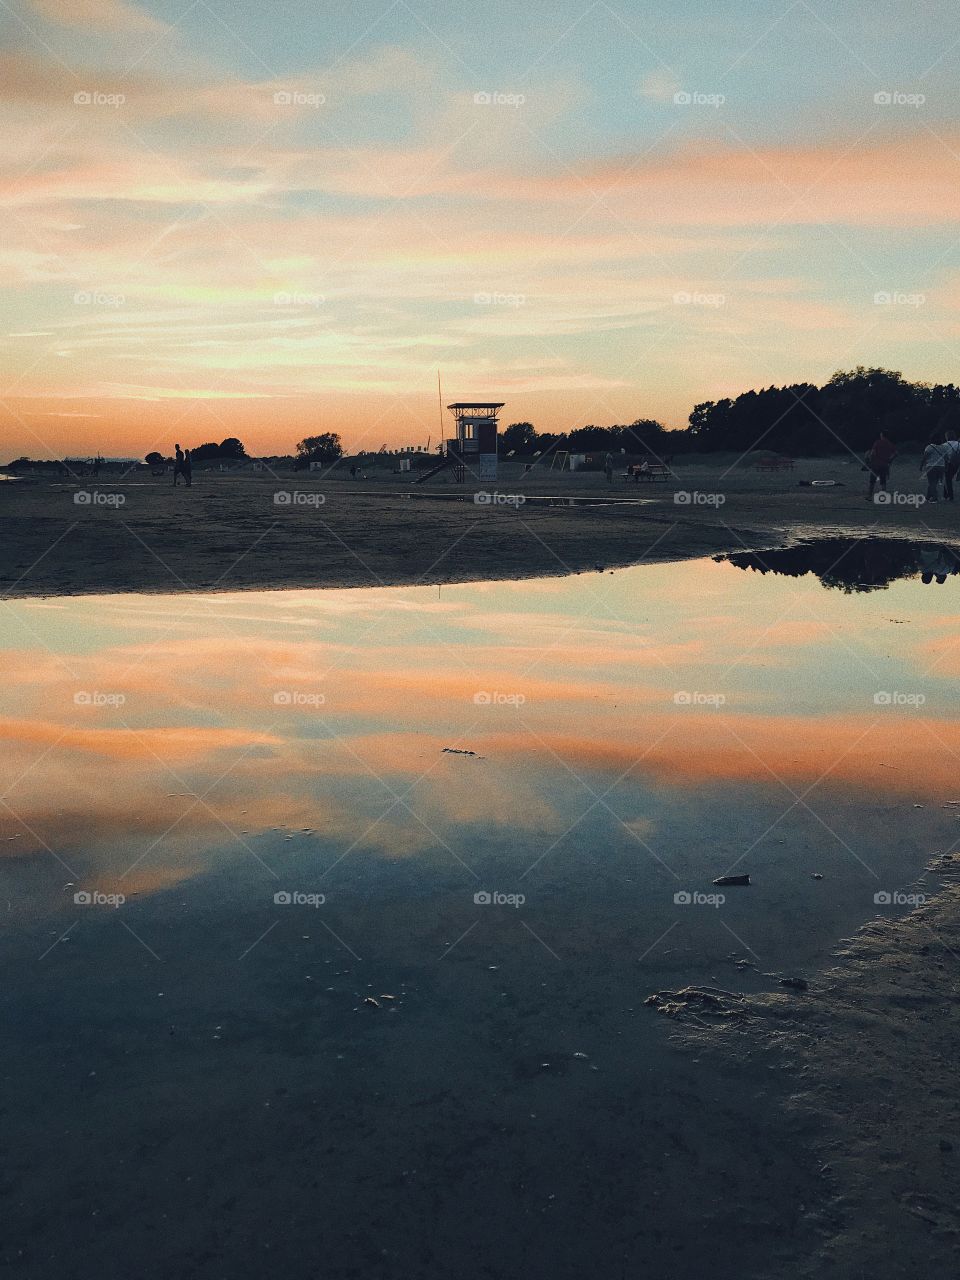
[183,448,192,488]
[173,444,184,487]
[865,431,896,499]
[944,430,960,501]
[921,434,947,502]
[919,545,955,584]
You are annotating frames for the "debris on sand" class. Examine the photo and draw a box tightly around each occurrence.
[713,873,751,887]
[779,976,809,991]
[442,747,479,756]
[812,872,824,880]
[363,996,381,1009]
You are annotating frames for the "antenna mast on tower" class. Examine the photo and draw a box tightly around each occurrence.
[437,371,444,453]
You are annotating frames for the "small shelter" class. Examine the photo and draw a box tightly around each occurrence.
[446,402,503,482]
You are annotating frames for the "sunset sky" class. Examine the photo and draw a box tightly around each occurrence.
[2,0,960,459]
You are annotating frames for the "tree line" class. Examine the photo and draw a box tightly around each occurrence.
[687,367,960,456]
[7,367,958,471]
[499,418,674,458]
[500,369,960,460]
[145,437,248,466]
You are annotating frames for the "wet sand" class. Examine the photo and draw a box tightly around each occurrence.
[2,455,958,598]
[648,851,960,1277]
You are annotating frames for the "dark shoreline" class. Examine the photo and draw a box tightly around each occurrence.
[647,851,960,1278]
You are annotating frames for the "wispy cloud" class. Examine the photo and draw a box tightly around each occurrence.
[26,0,168,34]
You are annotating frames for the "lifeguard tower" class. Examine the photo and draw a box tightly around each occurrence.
[445,402,503,482]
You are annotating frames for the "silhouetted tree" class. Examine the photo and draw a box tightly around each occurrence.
[686,369,960,456]
[620,418,667,452]
[296,433,343,467]
[188,438,248,462]
[190,442,224,461]
[501,422,537,455]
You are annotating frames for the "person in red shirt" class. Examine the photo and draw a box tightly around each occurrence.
[866,432,896,499]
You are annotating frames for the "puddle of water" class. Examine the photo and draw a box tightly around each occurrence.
[1,539,957,1277]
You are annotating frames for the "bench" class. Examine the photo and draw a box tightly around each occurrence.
[623,464,672,483]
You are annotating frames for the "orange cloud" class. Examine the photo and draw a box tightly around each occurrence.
[473,712,960,796]
[0,716,281,760]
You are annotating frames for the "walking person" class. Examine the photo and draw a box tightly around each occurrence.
[865,431,896,500]
[604,451,614,484]
[942,430,960,502]
[921,434,947,503]
[182,448,192,488]
[173,443,184,486]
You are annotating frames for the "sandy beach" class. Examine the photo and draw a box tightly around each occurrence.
[647,851,960,1278]
[3,456,959,599]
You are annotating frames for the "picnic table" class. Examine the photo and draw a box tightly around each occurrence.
[623,464,672,482]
